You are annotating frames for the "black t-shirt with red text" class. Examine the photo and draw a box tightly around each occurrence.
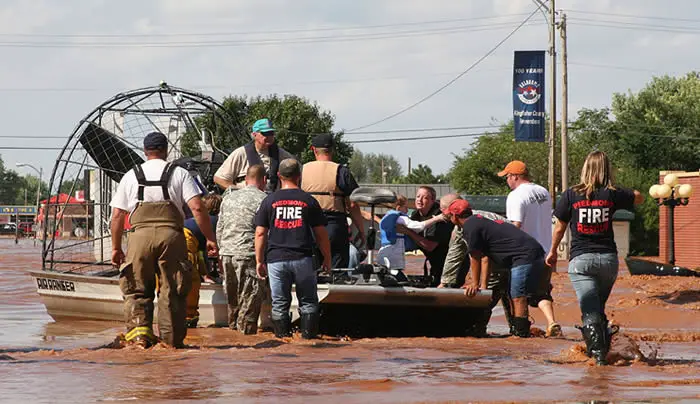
[553,187,635,259]
[462,215,544,268]
[254,188,328,263]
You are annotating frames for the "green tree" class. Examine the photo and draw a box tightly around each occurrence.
[397,164,439,184]
[182,94,353,165]
[349,151,403,184]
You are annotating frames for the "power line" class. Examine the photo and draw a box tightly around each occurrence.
[566,9,700,23]
[0,13,533,38]
[569,17,700,31]
[571,20,700,35]
[346,8,541,132]
[0,22,543,48]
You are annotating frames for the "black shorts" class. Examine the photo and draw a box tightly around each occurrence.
[527,263,554,307]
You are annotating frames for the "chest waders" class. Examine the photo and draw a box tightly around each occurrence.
[119,163,192,348]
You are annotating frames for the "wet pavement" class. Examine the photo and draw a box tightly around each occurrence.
[1,239,699,403]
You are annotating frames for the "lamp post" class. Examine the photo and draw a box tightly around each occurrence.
[16,163,43,246]
[649,173,693,266]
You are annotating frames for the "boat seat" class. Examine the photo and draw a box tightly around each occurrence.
[349,187,397,207]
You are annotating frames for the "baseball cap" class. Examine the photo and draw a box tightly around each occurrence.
[497,160,528,177]
[278,158,301,178]
[252,118,275,135]
[311,133,334,148]
[446,199,471,216]
[143,132,168,150]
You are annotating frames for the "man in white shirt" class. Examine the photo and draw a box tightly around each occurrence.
[498,160,561,337]
[110,132,218,348]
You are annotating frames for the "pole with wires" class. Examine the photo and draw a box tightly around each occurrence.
[547,0,557,203]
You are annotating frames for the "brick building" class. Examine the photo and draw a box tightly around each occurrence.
[658,170,700,269]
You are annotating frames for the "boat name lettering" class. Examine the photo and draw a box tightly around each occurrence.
[37,278,76,292]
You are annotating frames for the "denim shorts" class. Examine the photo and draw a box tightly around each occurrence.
[510,258,544,299]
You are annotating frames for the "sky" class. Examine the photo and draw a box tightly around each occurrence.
[1,0,698,184]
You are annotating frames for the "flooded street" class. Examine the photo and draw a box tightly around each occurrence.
[1,238,699,403]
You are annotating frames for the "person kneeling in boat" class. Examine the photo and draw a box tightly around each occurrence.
[445,199,544,338]
[363,195,446,270]
[217,164,269,334]
[110,132,218,348]
[438,193,513,337]
[254,159,331,339]
[183,193,222,329]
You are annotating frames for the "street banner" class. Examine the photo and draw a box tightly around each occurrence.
[513,50,546,142]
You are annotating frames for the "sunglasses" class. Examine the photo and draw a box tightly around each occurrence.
[262,131,275,137]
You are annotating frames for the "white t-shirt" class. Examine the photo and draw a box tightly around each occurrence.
[110,159,202,217]
[376,215,428,270]
[506,182,552,254]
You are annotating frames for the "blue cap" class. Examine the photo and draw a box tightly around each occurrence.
[143,132,168,150]
[252,118,275,134]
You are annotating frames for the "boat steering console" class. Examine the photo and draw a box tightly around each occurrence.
[318,187,432,288]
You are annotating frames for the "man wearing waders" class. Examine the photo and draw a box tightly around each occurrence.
[110,132,218,348]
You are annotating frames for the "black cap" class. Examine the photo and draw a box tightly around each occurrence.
[143,132,168,150]
[311,133,333,148]
[278,158,302,178]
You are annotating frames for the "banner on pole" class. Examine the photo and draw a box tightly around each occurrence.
[513,50,546,142]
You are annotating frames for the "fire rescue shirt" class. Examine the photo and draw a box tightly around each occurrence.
[462,214,544,268]
[109,159,202,217]
[553,187,635,260]
[254,188,327,263]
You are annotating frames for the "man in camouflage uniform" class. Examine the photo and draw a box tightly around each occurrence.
[439,193,514,337]
[217,164,268,334]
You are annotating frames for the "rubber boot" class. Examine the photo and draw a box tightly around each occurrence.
[465,308,491,337]
[511,317,531,338]
[501,297,516,335]
[300,312,320,339]
[272,313,292,338]
[578,313,609,365]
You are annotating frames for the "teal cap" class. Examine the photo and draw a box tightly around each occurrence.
[252,118,275,134]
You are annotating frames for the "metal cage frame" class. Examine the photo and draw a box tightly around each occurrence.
[41,84,246,272]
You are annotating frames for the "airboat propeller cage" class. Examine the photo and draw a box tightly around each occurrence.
[42,83,248,272]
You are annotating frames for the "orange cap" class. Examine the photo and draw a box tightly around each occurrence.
[497,160,528,177]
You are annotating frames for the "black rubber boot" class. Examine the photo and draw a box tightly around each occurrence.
[465,308,491,338]
[300,313,320,339]
[511,316,531,338]
[578,313,609,365]
[272,313,292,338]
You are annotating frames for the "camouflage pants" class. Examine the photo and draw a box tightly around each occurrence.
[221,256,267,334]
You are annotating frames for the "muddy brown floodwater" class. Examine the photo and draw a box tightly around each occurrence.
[1,238,699,403]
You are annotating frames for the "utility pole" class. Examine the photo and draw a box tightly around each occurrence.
[559,12,568,193]
[558,12,570,263]
[547,0,557,202]
[381,159,386,184]
[408,157,412,176]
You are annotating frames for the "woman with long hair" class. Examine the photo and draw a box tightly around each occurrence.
[546,151,644,365]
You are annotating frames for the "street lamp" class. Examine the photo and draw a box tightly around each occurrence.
[649,173,693,265]
[16,163,43,246]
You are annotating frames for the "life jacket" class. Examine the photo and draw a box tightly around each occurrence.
[241,142,279,193]
[301,160,347,214]
[379,210,407,246]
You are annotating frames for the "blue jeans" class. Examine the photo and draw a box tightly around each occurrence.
[510,258,544,299]
[267,257,319,319]
[568,253,619,322]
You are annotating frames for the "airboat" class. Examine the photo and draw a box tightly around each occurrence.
[29,83,492,337]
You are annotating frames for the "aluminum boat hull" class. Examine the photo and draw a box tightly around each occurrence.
[29,270,492,328]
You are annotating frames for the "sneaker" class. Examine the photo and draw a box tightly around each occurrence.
[546,322,563,337]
